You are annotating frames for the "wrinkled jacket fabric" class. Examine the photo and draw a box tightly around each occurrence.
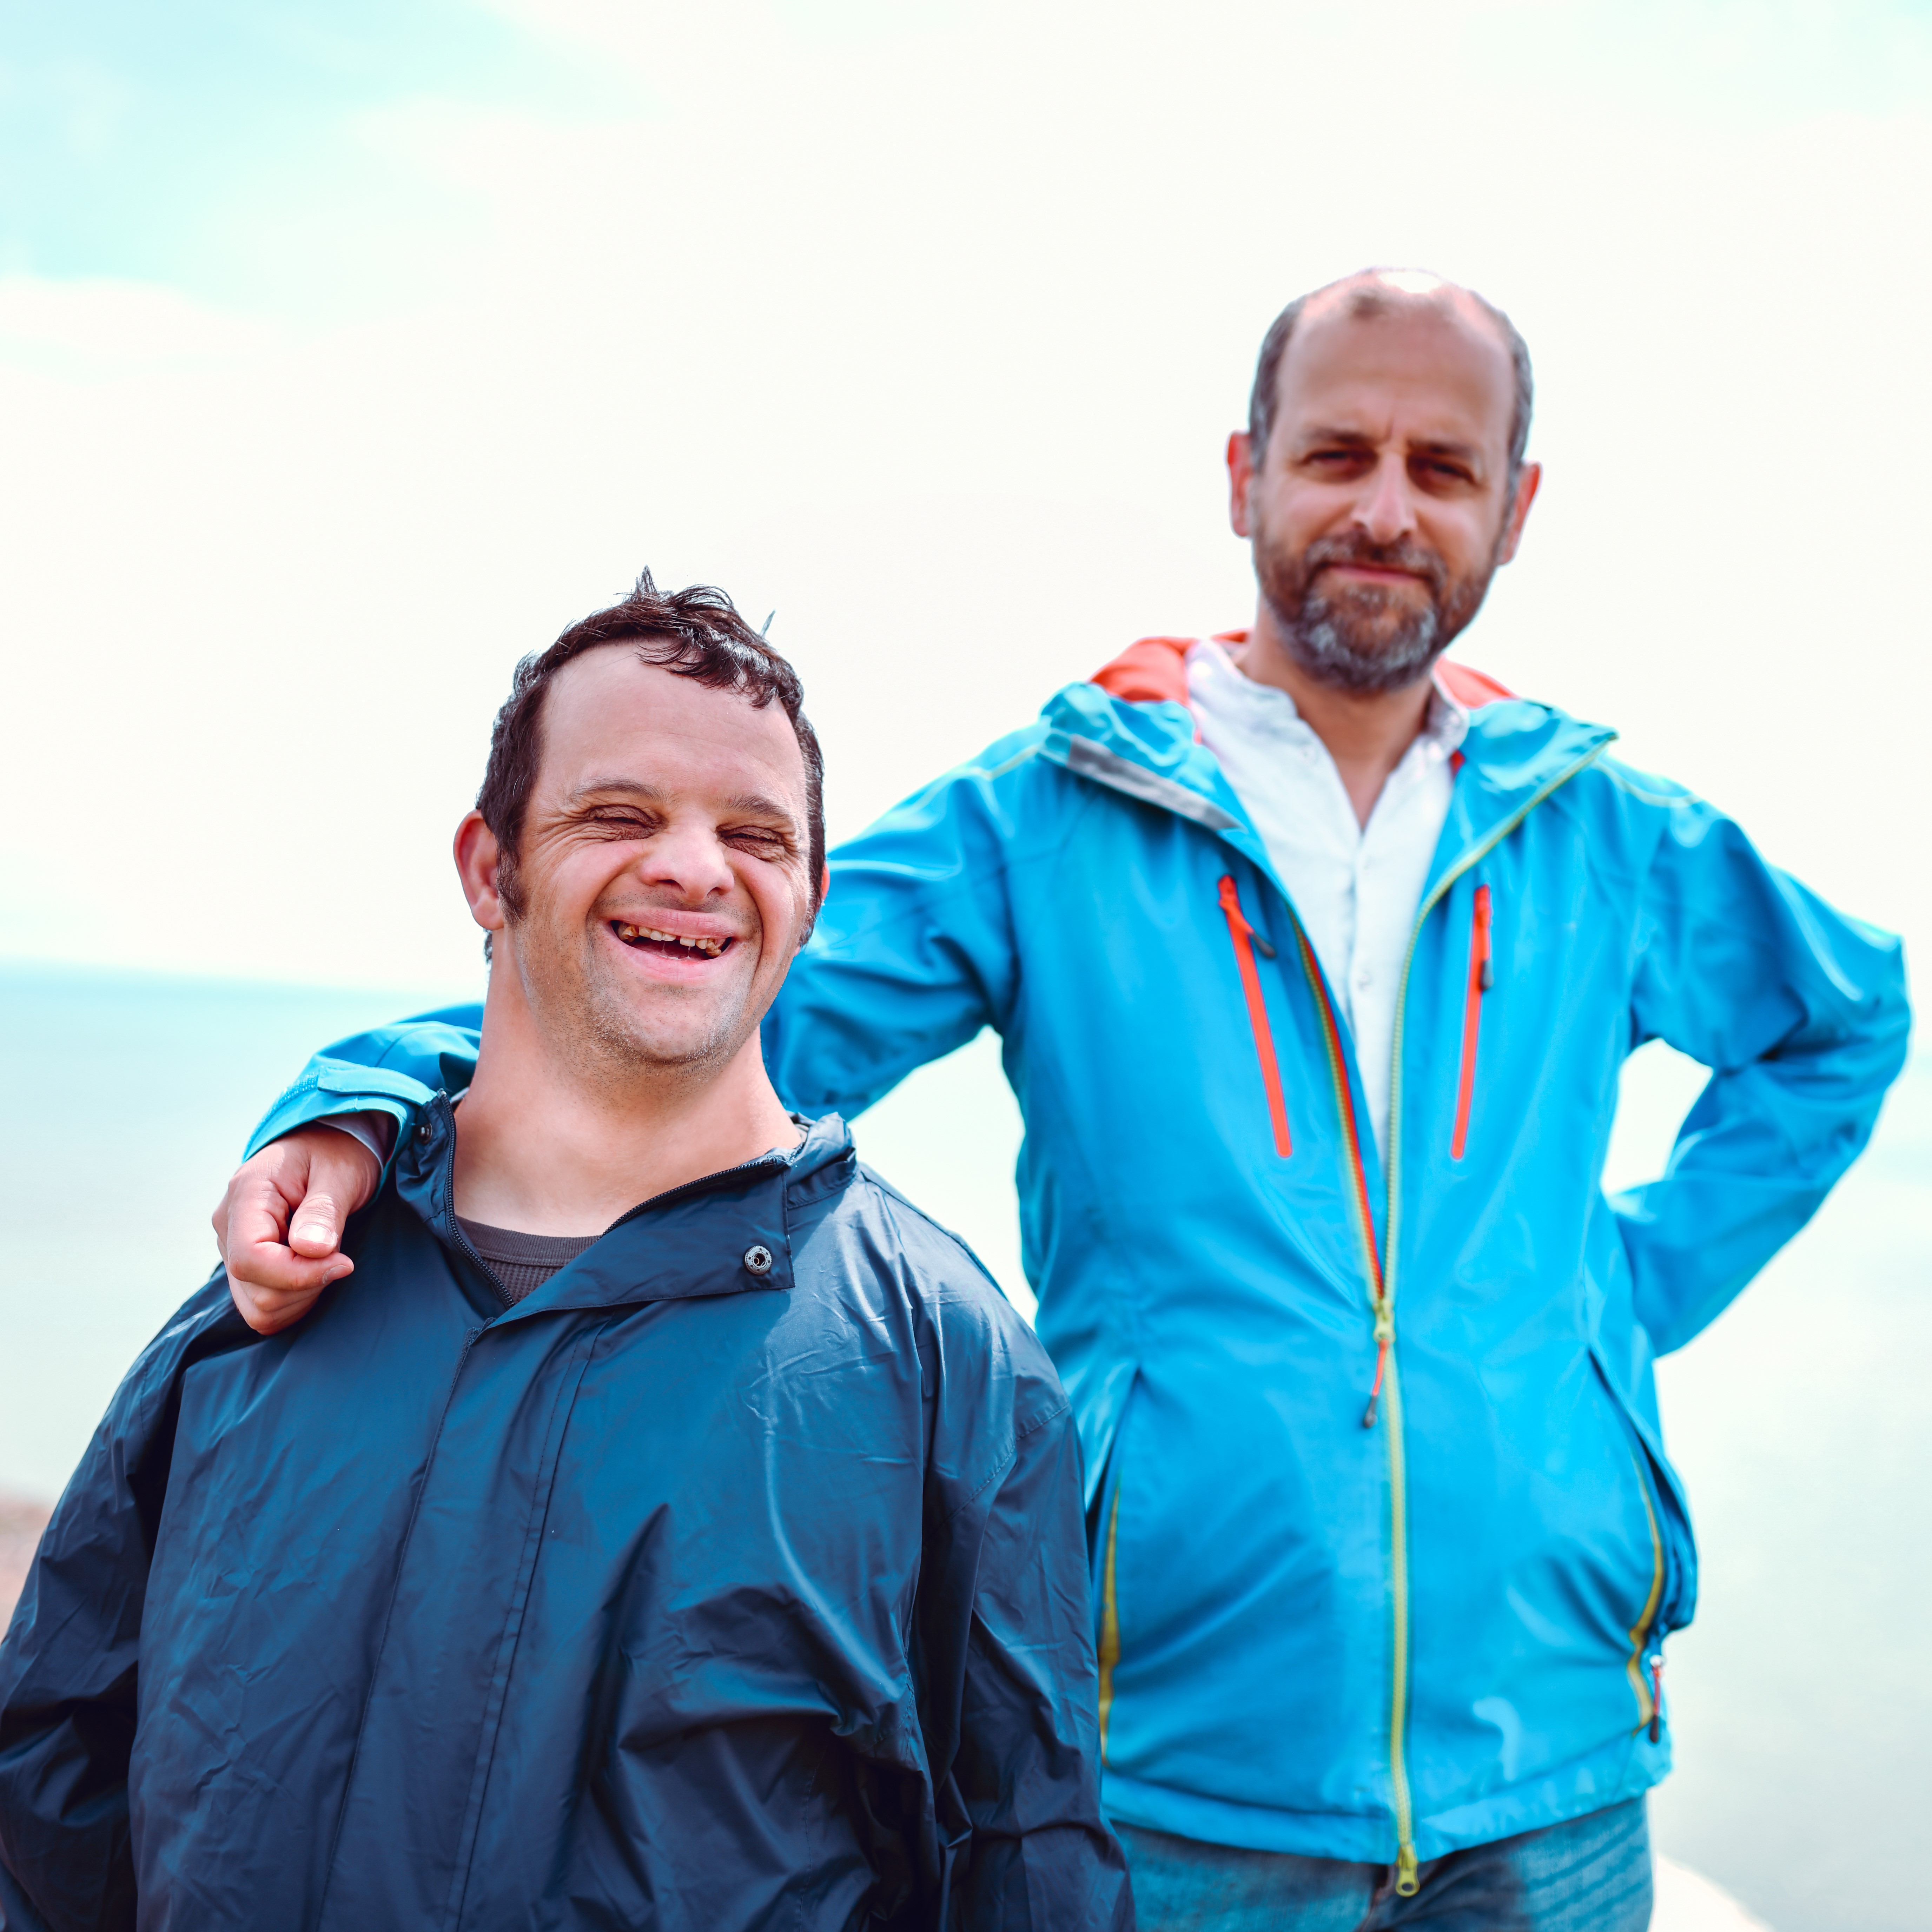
[0,1112,1132,1931]
[190,644,1908,1871]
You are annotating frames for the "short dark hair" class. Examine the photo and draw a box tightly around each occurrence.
[1246,270,1534,487]
[476,570,825,943]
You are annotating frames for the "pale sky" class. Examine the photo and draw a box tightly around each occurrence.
[3,0,1929,1005]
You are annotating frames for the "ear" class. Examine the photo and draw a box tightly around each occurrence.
[796,862,831,952]
[1227,431,1258,538]
[454,810,509,939]
[1495,460,1542,566]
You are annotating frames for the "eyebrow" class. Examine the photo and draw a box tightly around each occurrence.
[1295,424,1486,464]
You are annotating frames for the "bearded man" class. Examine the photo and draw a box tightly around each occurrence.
[208,272,1907,1930]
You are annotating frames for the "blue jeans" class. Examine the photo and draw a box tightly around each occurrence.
[1116,1798,1652,1931]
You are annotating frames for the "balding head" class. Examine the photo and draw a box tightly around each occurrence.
[1248,269,1534,485]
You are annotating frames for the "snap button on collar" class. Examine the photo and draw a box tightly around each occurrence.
[742,1244,775,1277]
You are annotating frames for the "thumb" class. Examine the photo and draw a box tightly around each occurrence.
[288,1189,350,1260]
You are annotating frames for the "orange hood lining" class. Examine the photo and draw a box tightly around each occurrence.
[1089,632,1516,712]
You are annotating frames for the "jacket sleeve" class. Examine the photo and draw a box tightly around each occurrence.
[762,734,1045,1119]
[1613,772,1911,1356]
[239,1009,482,1162]
[0,1284,242,1931]
[920,1348,1134,1930]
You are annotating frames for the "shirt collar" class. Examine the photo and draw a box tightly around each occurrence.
[1187,635,1469,756]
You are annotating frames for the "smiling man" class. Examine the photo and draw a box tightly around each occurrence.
[205,272,1905,1930]
[0,577,1132,1931]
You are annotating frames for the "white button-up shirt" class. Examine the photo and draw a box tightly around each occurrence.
[1186,638,1468,1165]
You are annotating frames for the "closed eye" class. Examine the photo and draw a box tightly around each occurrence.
[577,809,662,840]
[721,824,796,858]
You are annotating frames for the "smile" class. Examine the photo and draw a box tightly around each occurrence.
[611,921,734,959]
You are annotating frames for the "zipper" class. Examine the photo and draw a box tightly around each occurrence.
[1217,876,1293,1157]
[1449,884,1493,1160]
[1378,737,1612,1896]
[1625,1451,1666,1738]
[1284,921,1388,1426]
[1097,1487,1123,1761]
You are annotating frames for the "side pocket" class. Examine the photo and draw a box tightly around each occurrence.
[1588,1347,1698,1637]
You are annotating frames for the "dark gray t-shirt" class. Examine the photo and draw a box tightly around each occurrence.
[457,1217,598,1306]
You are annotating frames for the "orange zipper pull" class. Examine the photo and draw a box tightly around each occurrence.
[1649,1654,1664,1742]
[1362,1310,1392,1427]
[1450,885,1494,1162]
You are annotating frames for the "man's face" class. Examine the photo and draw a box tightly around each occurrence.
[470,649,818,1084]
[1230,294,1537,694]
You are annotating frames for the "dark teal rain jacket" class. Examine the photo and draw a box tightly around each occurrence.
[0,1112,1132,1930]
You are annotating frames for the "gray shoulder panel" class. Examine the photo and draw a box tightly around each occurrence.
[1061,735,1241,831]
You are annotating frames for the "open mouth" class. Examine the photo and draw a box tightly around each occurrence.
[611,921,734,960]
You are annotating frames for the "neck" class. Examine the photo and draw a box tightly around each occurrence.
[1238,603,1438,828]
[451,969,798,1237]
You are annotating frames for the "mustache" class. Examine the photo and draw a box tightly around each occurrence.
[1302,531,1448,596]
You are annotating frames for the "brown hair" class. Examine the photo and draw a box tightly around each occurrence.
[476,570,825,940]
[1247,270,1535,487]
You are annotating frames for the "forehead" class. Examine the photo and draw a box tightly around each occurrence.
[1273,294,1515,454]
[537,646,806,809]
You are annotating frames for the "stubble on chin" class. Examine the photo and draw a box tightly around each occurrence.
[517,917,755,1094]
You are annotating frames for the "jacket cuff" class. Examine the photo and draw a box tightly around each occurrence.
[243,1066,436,1166]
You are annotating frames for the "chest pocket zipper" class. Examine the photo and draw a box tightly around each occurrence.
[1450,882,1493,1161]
[1217,875,1292,1158]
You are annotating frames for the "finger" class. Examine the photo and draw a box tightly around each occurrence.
[288,1187,350,1260]
[286,1136,381,1257]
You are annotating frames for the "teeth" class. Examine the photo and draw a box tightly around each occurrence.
[614,922,727,957]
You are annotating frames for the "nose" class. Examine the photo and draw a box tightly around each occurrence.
[1353,451,1418,547]
[634,816,735,903]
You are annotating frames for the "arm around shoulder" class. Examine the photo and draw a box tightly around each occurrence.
[763,729,1055,1120]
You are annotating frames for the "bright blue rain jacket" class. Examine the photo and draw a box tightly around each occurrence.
[179,640,1908,1881]
[0,1113,1132,1930]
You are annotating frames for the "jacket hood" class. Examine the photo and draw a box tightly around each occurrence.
[1086,630,1517,713]
[1040,632,1617,901]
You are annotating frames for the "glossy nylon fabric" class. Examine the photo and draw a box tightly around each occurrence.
[0,1115,1133,1931]
[209,661,1907,1867]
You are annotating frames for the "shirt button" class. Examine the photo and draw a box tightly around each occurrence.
[743,1244,775,1277]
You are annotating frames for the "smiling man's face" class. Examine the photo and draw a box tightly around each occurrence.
[1231,288,1534,695]
[471,647,819,1086]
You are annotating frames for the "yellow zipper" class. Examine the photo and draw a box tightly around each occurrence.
[1625,1454,1665,1731]
[1098,1487,1122,1761]
[1378,739,1612,1895]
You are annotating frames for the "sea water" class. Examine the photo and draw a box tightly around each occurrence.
[1,959,1925,1930]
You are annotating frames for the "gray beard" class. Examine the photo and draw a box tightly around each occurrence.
[1281,587,1445,697]
[1253,521,1500,698]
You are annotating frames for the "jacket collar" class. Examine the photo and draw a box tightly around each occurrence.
[1038,635,1616,899]
[394,1103,857,1326]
